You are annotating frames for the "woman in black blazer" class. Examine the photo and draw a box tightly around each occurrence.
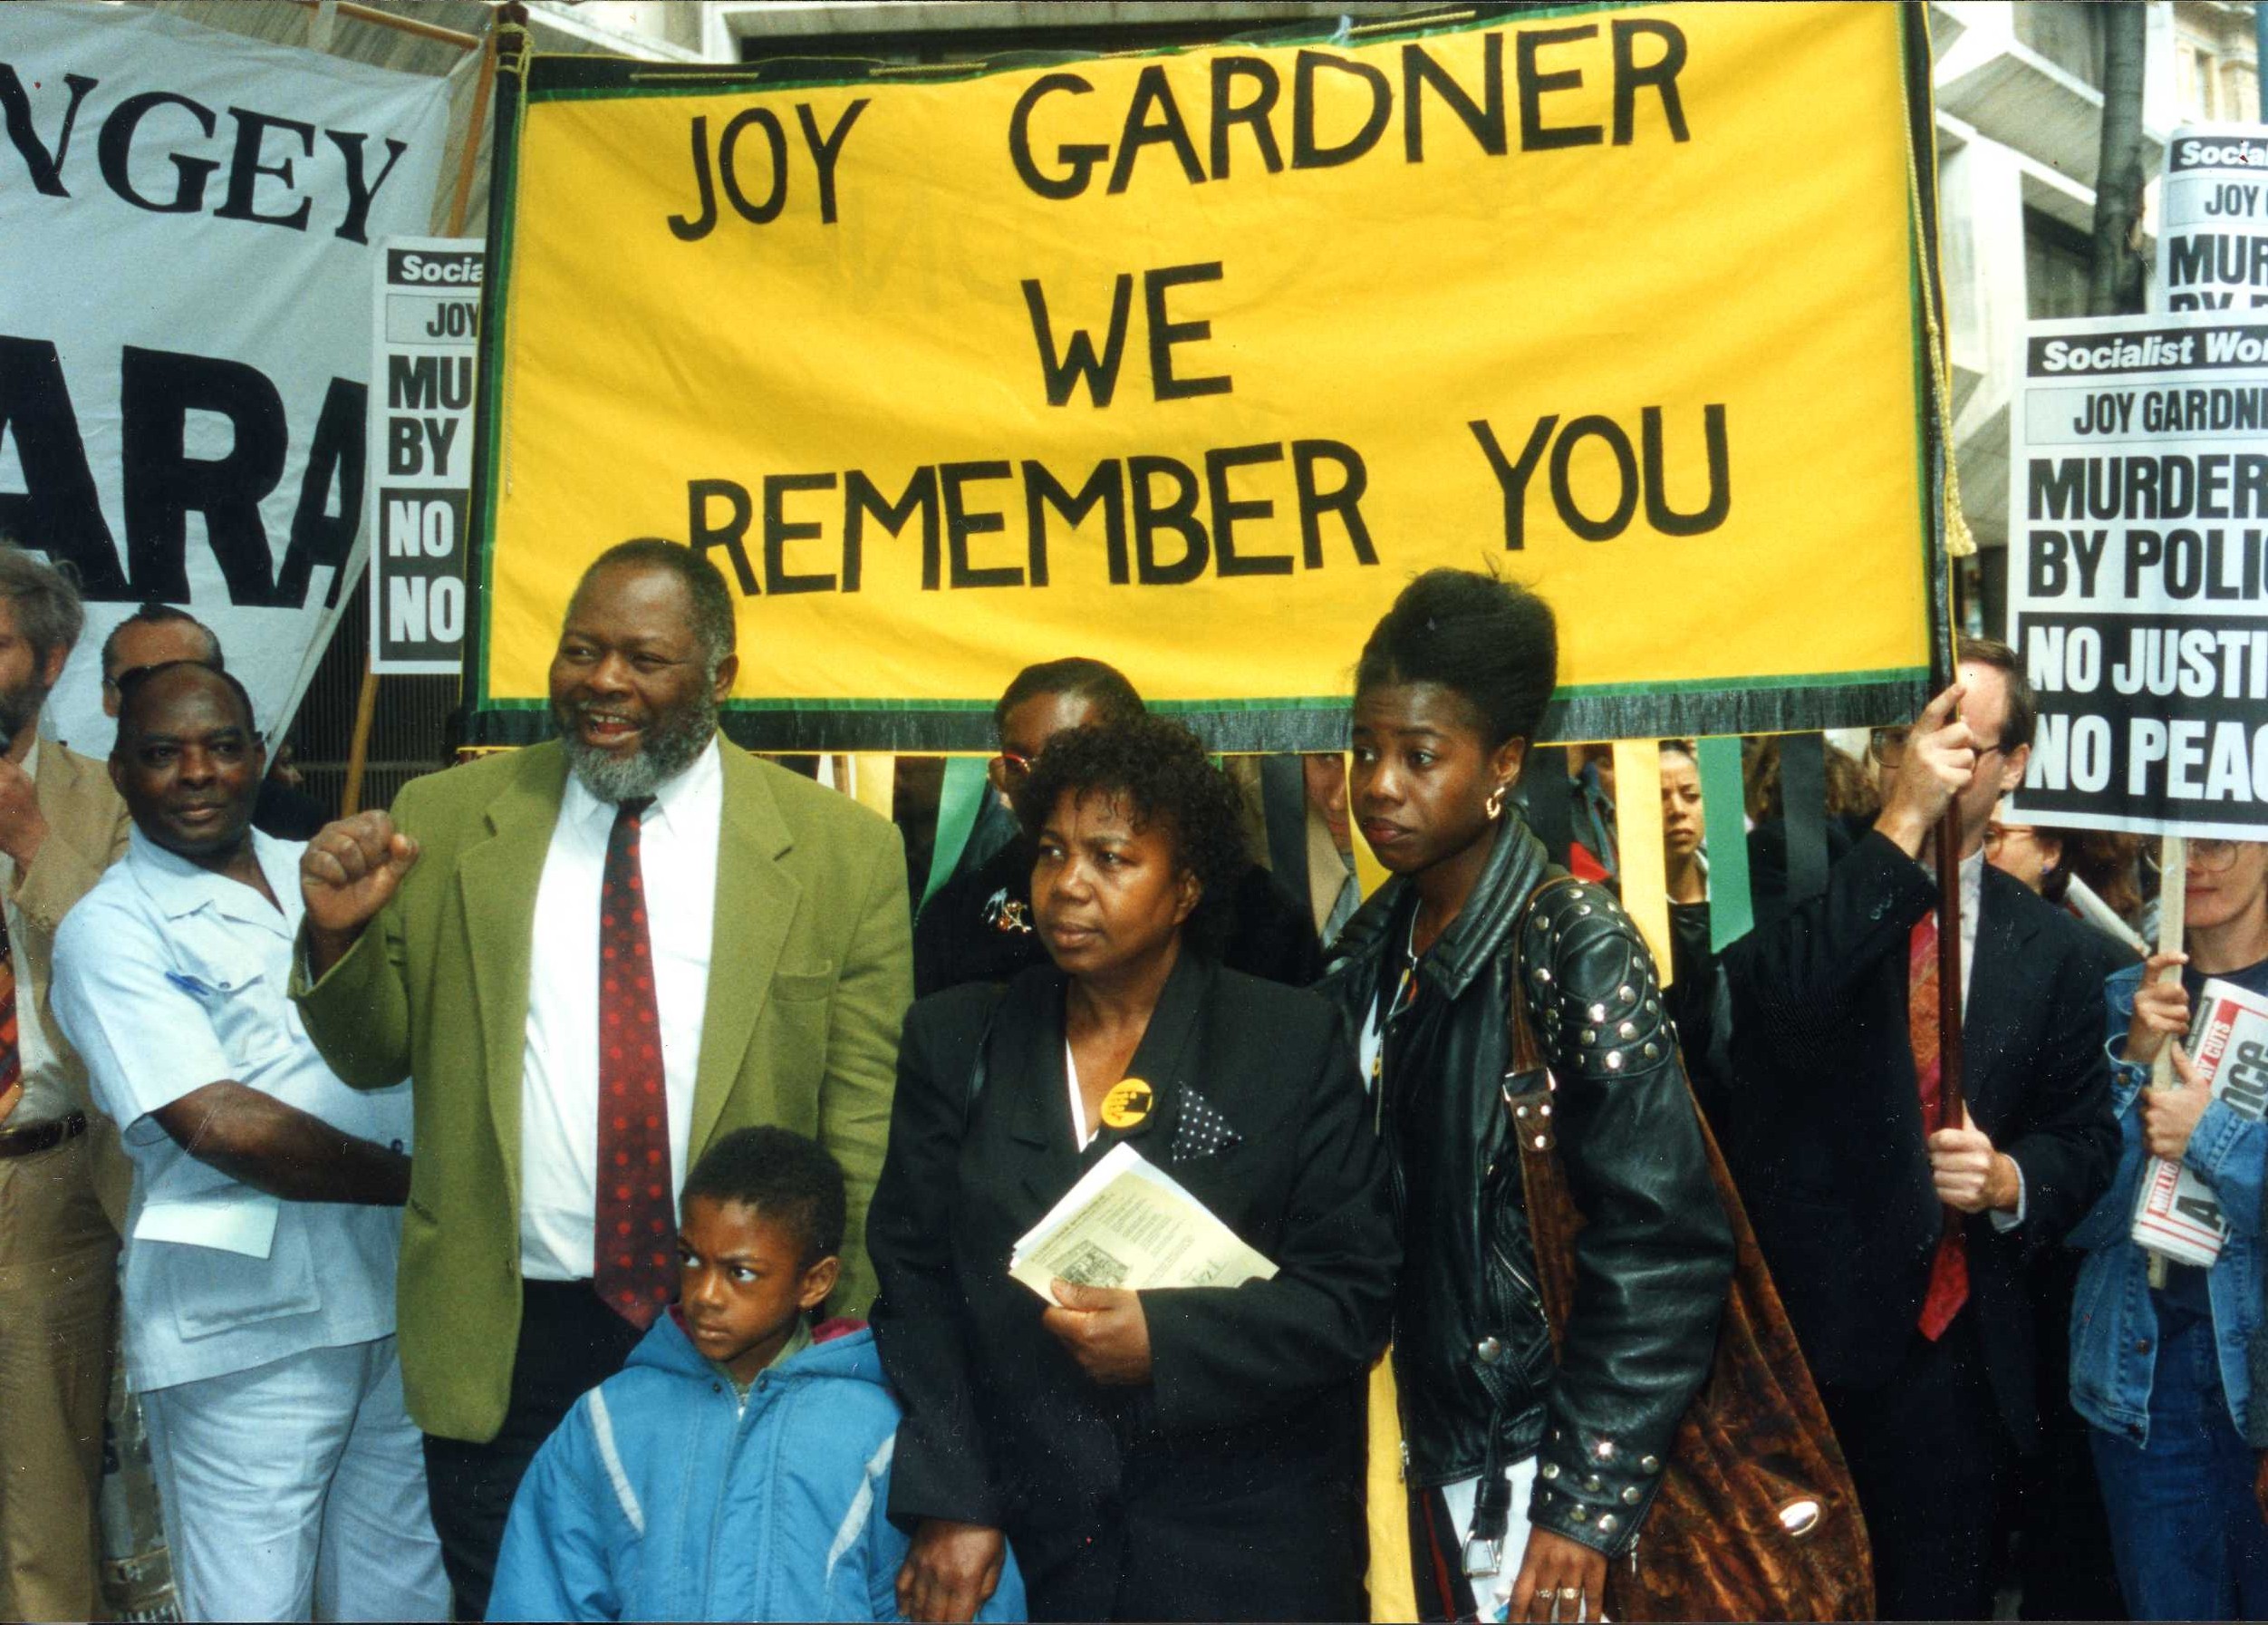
[868,716,1398,1623]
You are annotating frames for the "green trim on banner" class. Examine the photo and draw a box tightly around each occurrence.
[923,756,992,911]
[1696,736,1752,953]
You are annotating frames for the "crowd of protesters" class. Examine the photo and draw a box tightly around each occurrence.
[2,531,2265,1625]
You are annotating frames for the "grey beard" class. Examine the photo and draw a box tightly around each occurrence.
[558,691,719,803]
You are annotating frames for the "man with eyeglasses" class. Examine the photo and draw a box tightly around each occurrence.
[1722,636,2118,1621]
[912,657,1321,998]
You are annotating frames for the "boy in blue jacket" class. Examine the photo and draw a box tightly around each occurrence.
[489,1127,1025,1622]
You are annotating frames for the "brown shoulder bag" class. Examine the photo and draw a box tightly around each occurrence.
[1506,885,1875,1622]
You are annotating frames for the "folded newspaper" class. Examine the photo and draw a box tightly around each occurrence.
[1009,1140,1278,1298]
[2131,976,2268,1269]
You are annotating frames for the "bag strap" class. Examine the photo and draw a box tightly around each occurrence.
[1462,874,1585,1576]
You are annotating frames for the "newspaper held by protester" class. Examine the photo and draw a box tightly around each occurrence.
[1009,1141,1277,1299]
[2131,976,2268,1268]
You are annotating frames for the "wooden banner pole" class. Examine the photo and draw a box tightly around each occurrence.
[2146,834,2187,1289]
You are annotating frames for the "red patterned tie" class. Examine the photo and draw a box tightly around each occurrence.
[594,798,674,1327]
[1908,915,1969,1340]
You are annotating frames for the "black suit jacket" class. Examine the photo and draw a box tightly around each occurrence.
[1722,830,2117,1448]
[867,951,1395,1621]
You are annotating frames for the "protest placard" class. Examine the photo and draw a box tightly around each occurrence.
[2007,315,2268,839]
[0,2,451,748]
[2159,123,2268,314]
[461,3,1948,751]
[370,237,482,674]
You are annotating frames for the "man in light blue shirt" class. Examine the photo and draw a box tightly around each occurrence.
[53,662,445,1622]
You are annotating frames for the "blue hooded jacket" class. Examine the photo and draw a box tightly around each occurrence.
[490,1314,1027,1622]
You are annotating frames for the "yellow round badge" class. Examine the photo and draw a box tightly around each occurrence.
[1099,1078,1154,1129]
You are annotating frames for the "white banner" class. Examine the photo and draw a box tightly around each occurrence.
[0,0,452,752]
[369,237,480,675]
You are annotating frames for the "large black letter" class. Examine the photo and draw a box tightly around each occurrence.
[121,347,287,604]
[763,472,838,593]
[1517,25,1603,151]
[98,92,220,214]
[276,377,364,607]
[1293,50,1392,169]
[1144,263,1231,401]
[0,68,96,196]
[217,108,315,231]
[1021,276,1134,408]
[1612,20,1689,143]
[1403,36,1505,161]
[1129,456,1209,585]
[1107,65,1204,194]
[1292,440,1377,567]
[1009,74,1105,200]
[0,337,127,596]
[844,466,937,594]
[1640,404,1727,535]
[1209,57,1283,179]
[689,478,758,595]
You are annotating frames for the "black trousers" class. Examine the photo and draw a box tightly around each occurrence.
[420,1281,644,1621]
[1820,1307,2015,1623]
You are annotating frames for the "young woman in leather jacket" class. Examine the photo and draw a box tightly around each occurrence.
[1318,570,1733,1623]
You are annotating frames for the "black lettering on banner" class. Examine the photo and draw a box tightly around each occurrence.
[796,101,867,225]
[1129,455,1209,584]
[668,116,718,241]
[1642,404,1729,534]
[279,377,364,608]
[940,461,1022,588]
[844,467,936,594]
[378,488,468,650]
[1292,440,1378,567]
[1209,57,1283,179]
[0,336,128,595]
[1292,50,1392,169]
[688,477,759,595]
[1403,35,1506,161]
[1610,20,1690,144]
[763,471,838,594]
[719,107,788,224]
[1009,73,1106,200]
[1518,25,1605,151]
[1470,415,1556,550]
[1144,262,1231,401]
[1550,413,1639,539]
[1024,459,1124,585]
[1022,275,1134,407]
[1206,443,1290,576]
[98,91,220,214]
[0,67,96,196]
[323,131,408,246]
[1107,66,1204,195]
[217,108,315,231]
[120,346,285,605]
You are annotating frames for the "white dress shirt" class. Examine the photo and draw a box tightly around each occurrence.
[518,740,722,1281]
[1930,846,2025,1227]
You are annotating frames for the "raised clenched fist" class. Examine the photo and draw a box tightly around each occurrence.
[300,812,420,968]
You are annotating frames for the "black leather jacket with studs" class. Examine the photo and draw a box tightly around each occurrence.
[1318,816,1732,1557]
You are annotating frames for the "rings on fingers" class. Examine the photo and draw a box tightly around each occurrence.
[1559,1586,1583,1603]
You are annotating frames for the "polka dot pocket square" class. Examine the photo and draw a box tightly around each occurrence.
[1170,1086,1243,1163]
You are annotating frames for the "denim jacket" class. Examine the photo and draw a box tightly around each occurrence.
[2067,963,2268,1446]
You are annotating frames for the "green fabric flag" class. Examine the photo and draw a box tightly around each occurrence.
[923,757,992,911]
[1697,736,1753,953]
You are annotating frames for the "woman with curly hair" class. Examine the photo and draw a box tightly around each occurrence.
[1319,569,1733,1622]
[868,714,1397,1622]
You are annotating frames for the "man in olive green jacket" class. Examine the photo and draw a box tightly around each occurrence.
[292,542,911,1617]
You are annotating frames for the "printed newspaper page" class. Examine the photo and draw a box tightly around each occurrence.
[2131,975,2268,1266]
[1010,1142,1277,1298]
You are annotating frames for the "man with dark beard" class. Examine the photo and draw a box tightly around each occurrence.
[291,539,912,1620]
[0,541,133,1623]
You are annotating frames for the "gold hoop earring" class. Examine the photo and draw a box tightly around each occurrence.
[1485,784,1507,820]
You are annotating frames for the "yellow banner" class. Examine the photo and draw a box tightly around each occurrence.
[469,2,1943,751]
